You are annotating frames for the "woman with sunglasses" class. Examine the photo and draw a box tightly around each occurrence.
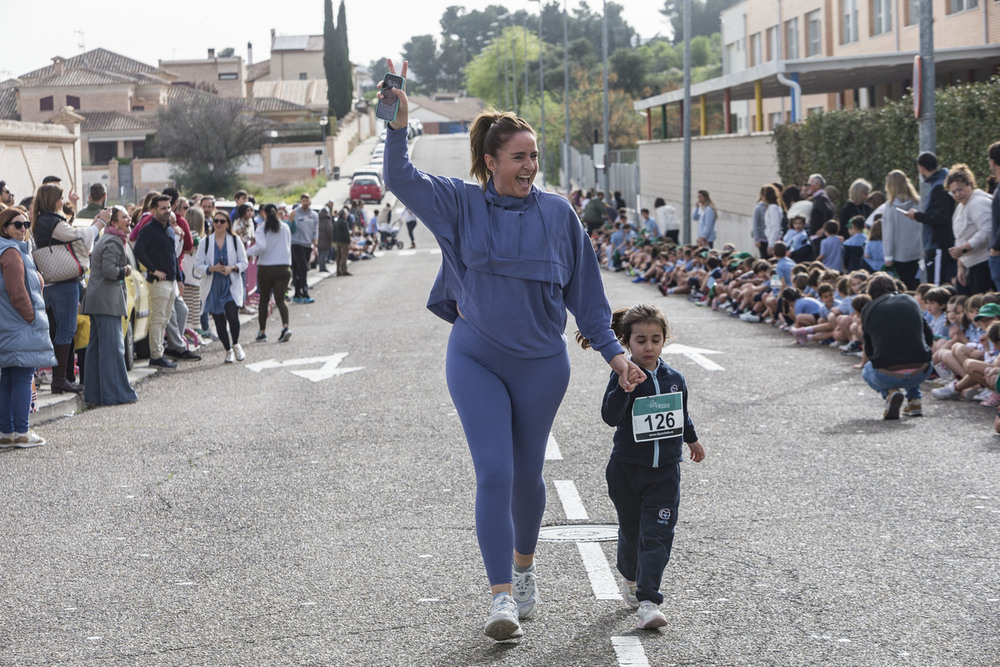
[196,212,248,363]
[80,206,138,406]
[0,207,57,448]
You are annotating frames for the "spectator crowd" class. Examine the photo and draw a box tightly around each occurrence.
[581,142,1000,434]
[0,174,397,449]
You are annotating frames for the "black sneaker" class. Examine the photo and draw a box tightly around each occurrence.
[278,327,292,343]
[255,332,267,343]
[177,350,201,361]
[149,356,177,369]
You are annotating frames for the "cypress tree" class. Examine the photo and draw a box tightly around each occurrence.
[333,0,352,119]
[323,0,336,117]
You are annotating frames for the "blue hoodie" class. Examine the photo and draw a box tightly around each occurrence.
[383,127,624,362]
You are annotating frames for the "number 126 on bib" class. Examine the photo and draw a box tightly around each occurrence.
[631,392,684,442]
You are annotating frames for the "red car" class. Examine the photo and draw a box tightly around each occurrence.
[349,176,384,203]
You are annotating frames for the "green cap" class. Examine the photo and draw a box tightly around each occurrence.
[974,303,1000,321]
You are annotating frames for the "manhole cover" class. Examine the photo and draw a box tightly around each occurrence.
[537,524,618,543]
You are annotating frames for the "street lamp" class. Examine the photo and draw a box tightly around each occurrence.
[563,0,570,190]
[319,115,329,176]
[529,0,545,189]
[498,12,510,110]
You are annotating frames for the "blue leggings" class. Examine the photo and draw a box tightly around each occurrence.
[446,318,570,586]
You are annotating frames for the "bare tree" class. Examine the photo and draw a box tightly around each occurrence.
[156,93,268,195]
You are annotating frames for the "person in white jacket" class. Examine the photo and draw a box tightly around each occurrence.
[196,212,248,363]
[946,164,995,295]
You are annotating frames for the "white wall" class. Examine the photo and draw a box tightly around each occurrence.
[637,132,780,253]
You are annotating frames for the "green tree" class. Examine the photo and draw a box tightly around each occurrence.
[660,0,740,42]
[157,94,267,194]
[332,0,353,118]
[403,35,438,93]
[323,0,336,116]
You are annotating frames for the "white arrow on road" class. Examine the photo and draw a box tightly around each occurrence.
[245,354,363,382]
[661,343,724,371]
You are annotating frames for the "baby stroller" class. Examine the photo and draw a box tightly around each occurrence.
[378,223,404,250]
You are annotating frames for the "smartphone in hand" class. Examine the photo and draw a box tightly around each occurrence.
[376,73,405,123]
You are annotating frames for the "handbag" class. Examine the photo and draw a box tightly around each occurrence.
[32,238,90,283]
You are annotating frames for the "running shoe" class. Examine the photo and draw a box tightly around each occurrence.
[484,594,523,640]
[931,381,959,400]
[884,388,904,420]
[980,392,1000,407]
[512,564,538,619]
[278,327,292,343]
[255,332,267,343]
[791,327,810,346]
[225,349,236,364]
[636,601,667,629]
[233,343,246,362]
[0,433,13,447]
[621,578,640,610]
[739,312,762,323]
[903,399,923,417]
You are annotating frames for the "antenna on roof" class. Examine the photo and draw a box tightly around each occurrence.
[73,30,85,52]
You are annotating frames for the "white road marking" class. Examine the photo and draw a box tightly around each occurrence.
[553,480,588,520]
[398,250,416,256]
[577,542,622,600]
[545,433,562,460]
[611,636,651,666]
[661,343,724,371]
[245,354,363,382]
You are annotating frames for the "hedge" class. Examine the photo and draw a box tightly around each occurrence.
[773,76,1000,206]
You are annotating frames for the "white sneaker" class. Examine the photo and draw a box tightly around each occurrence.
[636,600,667,629]
[512,564,538,619]
[0,432,13,447]
[224,349,236,364]
[233,343,246,362]
[621,578,640,610]
[974,387,993,402]
[484,593,523,640]
[12,431,45,448]
[931,381,959,400]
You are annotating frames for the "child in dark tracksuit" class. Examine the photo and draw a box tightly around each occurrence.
[595,304,705,630]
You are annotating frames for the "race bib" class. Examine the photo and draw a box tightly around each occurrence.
[631,392,683,442]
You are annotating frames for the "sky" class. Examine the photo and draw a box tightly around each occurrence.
[3,0,671,81]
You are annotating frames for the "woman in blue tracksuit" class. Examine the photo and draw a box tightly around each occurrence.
[380,60,646,641]
[582,304,705,630]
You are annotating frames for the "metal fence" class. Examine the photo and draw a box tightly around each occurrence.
[560,143,640,219]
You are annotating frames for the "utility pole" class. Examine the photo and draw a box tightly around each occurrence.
[564,0,570,191]
[601,0,610,201]
[918,0,936,198]
[682,0,692,245]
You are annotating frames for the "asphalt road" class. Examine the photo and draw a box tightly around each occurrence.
[1,135,998,666]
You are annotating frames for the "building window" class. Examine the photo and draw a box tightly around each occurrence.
[904,0,919,24]
[785,18,799,59]
[299,72,308,80]
[749,32,762,66]
[40,96,53,111]
[132,141,146,159]
[766,26,779,60]
[66,95,80,110]
[132,105,145,112]
[806,10,822,56]
[948,0,978,12]
[872,0,893,35]
[218,72,238,80]
[842,0,859,43]
[91,142,117,164]
[769,111,783,129]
